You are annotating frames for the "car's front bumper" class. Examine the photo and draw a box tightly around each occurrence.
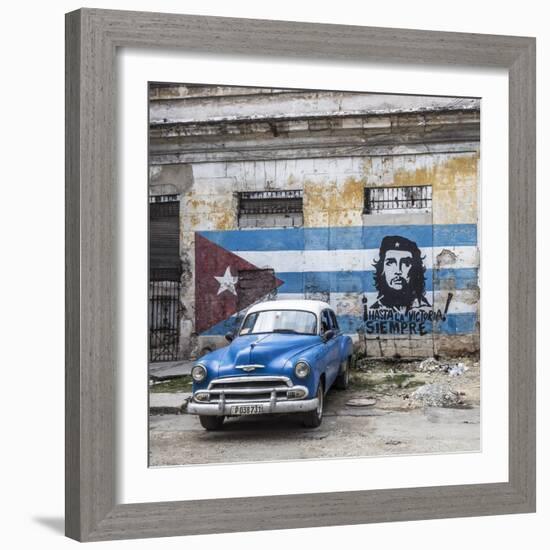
[188,375,317,416]
[187,396,319,416]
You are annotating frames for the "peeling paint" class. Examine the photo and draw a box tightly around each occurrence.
[303,177,366,228]
[437,248,458,266]
[360,153,478,225]
[392,155,477,187]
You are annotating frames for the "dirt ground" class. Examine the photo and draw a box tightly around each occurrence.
[350,355,480,411]
[149,356,480,467]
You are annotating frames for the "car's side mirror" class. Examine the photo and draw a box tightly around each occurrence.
[225,332,235,342]
[322,329,335,342]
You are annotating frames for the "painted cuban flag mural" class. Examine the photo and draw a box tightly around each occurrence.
[195,223,478,339]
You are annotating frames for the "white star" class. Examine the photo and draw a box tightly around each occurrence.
[214,266,239,296]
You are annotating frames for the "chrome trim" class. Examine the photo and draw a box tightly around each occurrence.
[207,386,289,395]
[287,387,307,399]
[235,364,265,372]
[193,385,309,404]
[188,397,320,416]
[194,393,210,402]
[192,376,312,410]
[270,390,277,412]
[208,376,293,389]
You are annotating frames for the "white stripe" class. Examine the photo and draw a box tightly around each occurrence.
[277,290,479,314]
[238,246,478,273]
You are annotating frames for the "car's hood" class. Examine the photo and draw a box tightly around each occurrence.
[212,333,321,378]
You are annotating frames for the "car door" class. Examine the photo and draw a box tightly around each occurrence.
[320,309,340,388]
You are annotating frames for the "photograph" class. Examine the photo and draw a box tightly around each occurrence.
[147,83,481,467]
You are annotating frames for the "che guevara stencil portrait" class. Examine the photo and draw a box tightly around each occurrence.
[147,83,480,467]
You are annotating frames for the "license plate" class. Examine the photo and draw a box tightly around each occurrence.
[229,404,264,415]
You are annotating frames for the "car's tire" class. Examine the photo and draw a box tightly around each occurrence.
[334,356,351,390]
[302,381,324,428]
[199,415,225,431]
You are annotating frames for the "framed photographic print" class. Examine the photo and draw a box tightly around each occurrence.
[65,8,536,542]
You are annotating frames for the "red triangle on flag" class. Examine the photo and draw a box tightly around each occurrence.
[194,234,283,334]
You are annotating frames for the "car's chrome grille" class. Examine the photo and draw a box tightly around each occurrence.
[207,376,292,403]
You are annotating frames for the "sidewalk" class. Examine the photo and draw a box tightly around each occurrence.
[149,360,194,380]
[149,392,191,415]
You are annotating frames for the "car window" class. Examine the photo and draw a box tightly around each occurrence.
[321,310,331,334]
[240,312,258,334]
[239,310,317,335]
[329,310,339,331]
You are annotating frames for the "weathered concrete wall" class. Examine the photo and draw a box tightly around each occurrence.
[150,90,479,125]
[148,85,480,359]
[150,150,479,359]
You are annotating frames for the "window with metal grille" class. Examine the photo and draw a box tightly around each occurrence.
[364,185,432,214]
[149,194,181,281]
[238,190,303,228]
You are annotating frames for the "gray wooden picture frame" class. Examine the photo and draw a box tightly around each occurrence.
[65,8,536,542]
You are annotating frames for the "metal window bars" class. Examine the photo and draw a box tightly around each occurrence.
[149,278,183,362]
[239,190,303,215]
[364,185,432,213]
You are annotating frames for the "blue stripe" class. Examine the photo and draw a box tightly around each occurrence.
[202,227,305,251]
[433,224,478,247]
[339,313,478,335]
[277,268,478,293]
[202,312,478,336]
[433,268,479,290]
[361,226,433,249]
[199,224,477,251]
[202,316,243,337]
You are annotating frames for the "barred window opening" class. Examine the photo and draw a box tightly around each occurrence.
[238,190,303,228]
[364,185,432,214]
[149,194,181,281]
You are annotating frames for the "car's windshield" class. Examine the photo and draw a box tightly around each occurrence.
[239,310,317,336]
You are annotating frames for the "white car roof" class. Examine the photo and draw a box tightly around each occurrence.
[246,299,332,317]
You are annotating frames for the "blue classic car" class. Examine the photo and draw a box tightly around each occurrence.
[188,300,354,430]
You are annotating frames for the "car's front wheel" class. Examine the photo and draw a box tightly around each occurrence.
[199,415,225,431]
[302,381,324,428]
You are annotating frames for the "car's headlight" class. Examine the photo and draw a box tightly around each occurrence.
[191,364,207,382]
[294,361,310,379]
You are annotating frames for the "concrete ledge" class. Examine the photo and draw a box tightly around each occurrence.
[149,392,191,415]
[149,360,193,381]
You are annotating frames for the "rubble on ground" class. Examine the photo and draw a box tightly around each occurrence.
[448,364,468,377]
[417,357,441,372]
[416,357,469,376]
[410,383,464,408]
[345,354,478,411]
